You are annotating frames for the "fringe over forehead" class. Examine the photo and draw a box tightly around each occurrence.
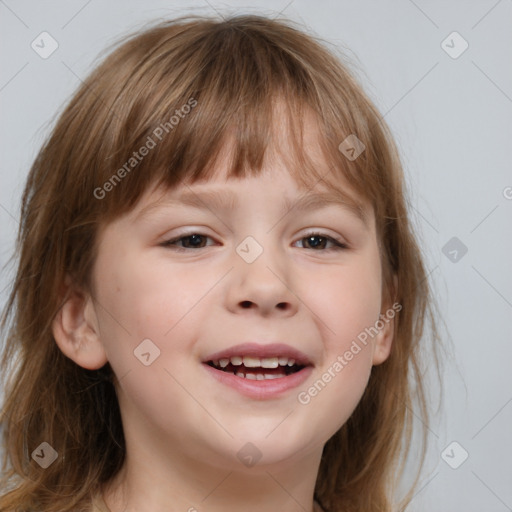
[45,15,399,226]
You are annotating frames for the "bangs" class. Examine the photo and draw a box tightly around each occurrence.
[83,16,392,226]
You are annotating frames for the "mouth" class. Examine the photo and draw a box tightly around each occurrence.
[205,355,307,380]
[201,343,314,399]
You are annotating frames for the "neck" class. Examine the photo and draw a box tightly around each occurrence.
[102,431,323,512]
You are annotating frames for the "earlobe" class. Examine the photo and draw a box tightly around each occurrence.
[373,275,399,366]
[52,283,108,370]
[372,312,394,365]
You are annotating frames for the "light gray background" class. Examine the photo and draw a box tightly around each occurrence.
[1,1,511,510]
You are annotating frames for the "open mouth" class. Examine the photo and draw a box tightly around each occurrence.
[205,356,307,380]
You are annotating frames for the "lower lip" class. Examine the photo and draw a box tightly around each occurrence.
[202,363,313,400]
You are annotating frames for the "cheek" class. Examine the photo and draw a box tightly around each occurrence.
[92,250,169,359]
[92,246,222,379]
[303,253,383,351]
[293,252,381,433]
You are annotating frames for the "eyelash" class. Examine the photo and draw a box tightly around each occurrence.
[161,231,348,252]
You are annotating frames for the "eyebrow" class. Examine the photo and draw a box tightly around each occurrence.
[135,188,369,227]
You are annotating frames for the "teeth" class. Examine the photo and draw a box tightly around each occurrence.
[227,369,287,380]
[231,356,243,366]
[210,355,302,369]
[235,371,286,380]
[239,356,297,368]
[243,356,261,368]
[261,357,279,368]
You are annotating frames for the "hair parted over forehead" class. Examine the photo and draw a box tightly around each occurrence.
[0,14,439,512]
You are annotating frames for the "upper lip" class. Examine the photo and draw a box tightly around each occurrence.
[202,342,313,366]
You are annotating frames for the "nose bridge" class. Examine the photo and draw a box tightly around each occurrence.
[227,233,297,316]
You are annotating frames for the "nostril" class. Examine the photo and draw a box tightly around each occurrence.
[239,301,291,310]
[239,301,289,310]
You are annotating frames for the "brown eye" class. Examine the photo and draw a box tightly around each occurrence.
[295,233,347,251]
[303,235,328,249]
[162,233,214,250]
[180,234,207,248]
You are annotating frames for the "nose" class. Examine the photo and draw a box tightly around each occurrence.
[225,246,299,318]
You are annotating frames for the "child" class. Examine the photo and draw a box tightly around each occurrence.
[0,14,437,512]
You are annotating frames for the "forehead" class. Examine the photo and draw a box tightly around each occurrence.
[131,142,373,230]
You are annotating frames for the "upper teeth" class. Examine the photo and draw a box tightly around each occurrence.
[215,356,296,368]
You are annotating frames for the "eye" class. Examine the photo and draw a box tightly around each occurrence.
[161,233,216,250]
[294,232,348,251]
[161,231,347,252]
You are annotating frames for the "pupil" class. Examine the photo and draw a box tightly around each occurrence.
[307,236,325,249]
[186,234,204,247]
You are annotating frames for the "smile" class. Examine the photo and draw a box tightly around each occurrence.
[207,356,304,380]
[201,342,314,399]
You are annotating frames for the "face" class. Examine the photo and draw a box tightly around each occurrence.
[83,151,393,472]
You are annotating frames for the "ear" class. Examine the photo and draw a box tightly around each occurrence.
[52,276,108,370]
[372,275,399,366]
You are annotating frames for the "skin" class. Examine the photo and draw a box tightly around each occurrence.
[53,135,394,512]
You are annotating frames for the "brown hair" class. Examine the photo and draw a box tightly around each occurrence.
[0,14,439,512]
